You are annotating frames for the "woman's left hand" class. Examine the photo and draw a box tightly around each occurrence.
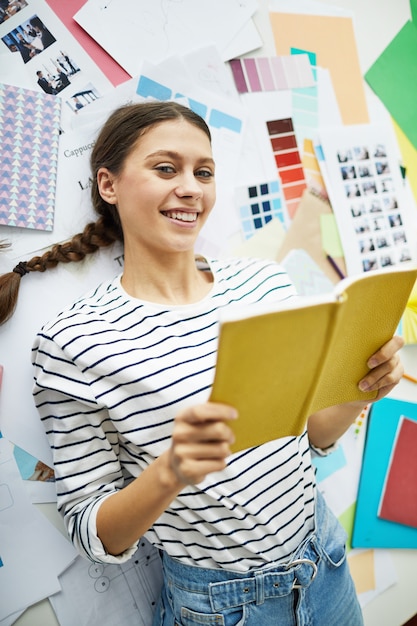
[358,335,404,401]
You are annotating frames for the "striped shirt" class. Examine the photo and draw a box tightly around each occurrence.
[32,257,316,571]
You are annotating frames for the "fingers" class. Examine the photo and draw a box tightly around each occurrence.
[359,335,404,398]
[177,402,238,426]
[169,403,237,486]
[366,335,404,369]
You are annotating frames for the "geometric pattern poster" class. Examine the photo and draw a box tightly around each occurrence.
[0,83,61,231]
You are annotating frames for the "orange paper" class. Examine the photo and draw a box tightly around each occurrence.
[269,12,369,125]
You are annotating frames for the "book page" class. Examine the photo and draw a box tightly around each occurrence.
[310,266,417,413]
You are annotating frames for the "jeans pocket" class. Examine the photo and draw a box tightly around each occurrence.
[318,511,347,569]
[180,606,225,625]
[180,605,246,626]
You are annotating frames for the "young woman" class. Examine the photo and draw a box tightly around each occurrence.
[0,101,403,625]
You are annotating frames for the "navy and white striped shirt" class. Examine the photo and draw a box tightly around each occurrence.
[32,257,316,571]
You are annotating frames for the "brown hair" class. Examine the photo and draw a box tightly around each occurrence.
[0,101,211,325]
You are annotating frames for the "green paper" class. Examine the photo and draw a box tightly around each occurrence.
[339,502,356,552]
[320,213,344,257]
[411,0,417,24]
[365,20,417,151]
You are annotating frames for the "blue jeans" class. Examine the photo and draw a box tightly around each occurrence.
[152,490,364,625]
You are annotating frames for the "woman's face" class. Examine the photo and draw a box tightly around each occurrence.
[98,118,216,259]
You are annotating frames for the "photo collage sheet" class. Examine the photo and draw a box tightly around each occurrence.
[316,124,417,277]
[0,0,113,134]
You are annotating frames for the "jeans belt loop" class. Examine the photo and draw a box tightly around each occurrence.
[255,570,264,605]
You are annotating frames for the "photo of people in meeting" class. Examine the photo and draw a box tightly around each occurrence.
[1,14,56,62]
[0,11,102,116]
[0,0,27,25]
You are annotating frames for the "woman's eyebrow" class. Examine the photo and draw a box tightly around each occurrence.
[145,150,215,166]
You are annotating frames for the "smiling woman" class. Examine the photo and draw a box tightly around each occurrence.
[0,100,405,626]
[94,116,216,302]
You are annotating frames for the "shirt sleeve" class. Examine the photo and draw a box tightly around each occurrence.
[309,441,339,457]
[32,330,139,563]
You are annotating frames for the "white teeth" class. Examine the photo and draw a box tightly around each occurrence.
[164,211,197,222]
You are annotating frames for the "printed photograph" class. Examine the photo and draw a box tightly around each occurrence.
[0,0,27,26]
[1,13,55,63]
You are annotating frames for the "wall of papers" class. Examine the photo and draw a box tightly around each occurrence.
[1,1,417,625]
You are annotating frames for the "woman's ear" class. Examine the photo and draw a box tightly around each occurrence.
[97,167,117,204]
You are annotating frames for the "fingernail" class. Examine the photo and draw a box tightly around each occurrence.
[359,380,369,391]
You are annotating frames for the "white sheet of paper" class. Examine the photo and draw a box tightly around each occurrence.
[182,46,240,101]
[74,0,259,76]
[0,437,76,621]
[268,0,353,18]
[49,541,162,626]
[222,12,263,61]
[316,67,342,127]
[0,245,123,466]
[0,610,25,626]
[358,550,397,608]
[315,424,365,519]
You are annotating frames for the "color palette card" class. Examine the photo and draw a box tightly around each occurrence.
[0,83,61,231]
[235,179,290,240]
[266,117,307,218]
[229,54,314,93]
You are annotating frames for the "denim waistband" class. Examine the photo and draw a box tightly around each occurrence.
[162,532,320,611]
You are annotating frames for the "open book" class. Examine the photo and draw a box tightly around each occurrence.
[209,266,417,453]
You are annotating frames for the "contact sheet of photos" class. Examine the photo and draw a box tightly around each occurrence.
[0,0,113,132]
[316,124,417,276]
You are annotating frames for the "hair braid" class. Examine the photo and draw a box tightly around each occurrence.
[0,218,119,325]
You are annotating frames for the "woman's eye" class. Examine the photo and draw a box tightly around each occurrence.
[156,165,175,174]
[196,169,214,179]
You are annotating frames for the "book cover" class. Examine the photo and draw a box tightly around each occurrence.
[0,82,61,231]
[352,398,417,549]
[378,416,417,528]
[210,266,417,453]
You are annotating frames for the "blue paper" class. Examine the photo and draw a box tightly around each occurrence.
[352,397,417,548]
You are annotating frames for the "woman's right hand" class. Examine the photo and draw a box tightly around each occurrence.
[168,402,238,485]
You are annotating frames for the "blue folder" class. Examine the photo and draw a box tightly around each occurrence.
[352,397,417,549]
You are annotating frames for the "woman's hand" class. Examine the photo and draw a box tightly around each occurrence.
[168,402,237,485]
[358,335,404,401]
[308,335,404,449]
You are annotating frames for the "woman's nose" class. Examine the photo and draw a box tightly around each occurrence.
[175,173,202,199]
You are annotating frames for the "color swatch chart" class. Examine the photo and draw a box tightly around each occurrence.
[290,49,319,150]
[235,179,289,239]
[229,54,314,93]
[266,117,307,218]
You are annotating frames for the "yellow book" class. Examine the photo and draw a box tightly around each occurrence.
[210,266,417,453]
